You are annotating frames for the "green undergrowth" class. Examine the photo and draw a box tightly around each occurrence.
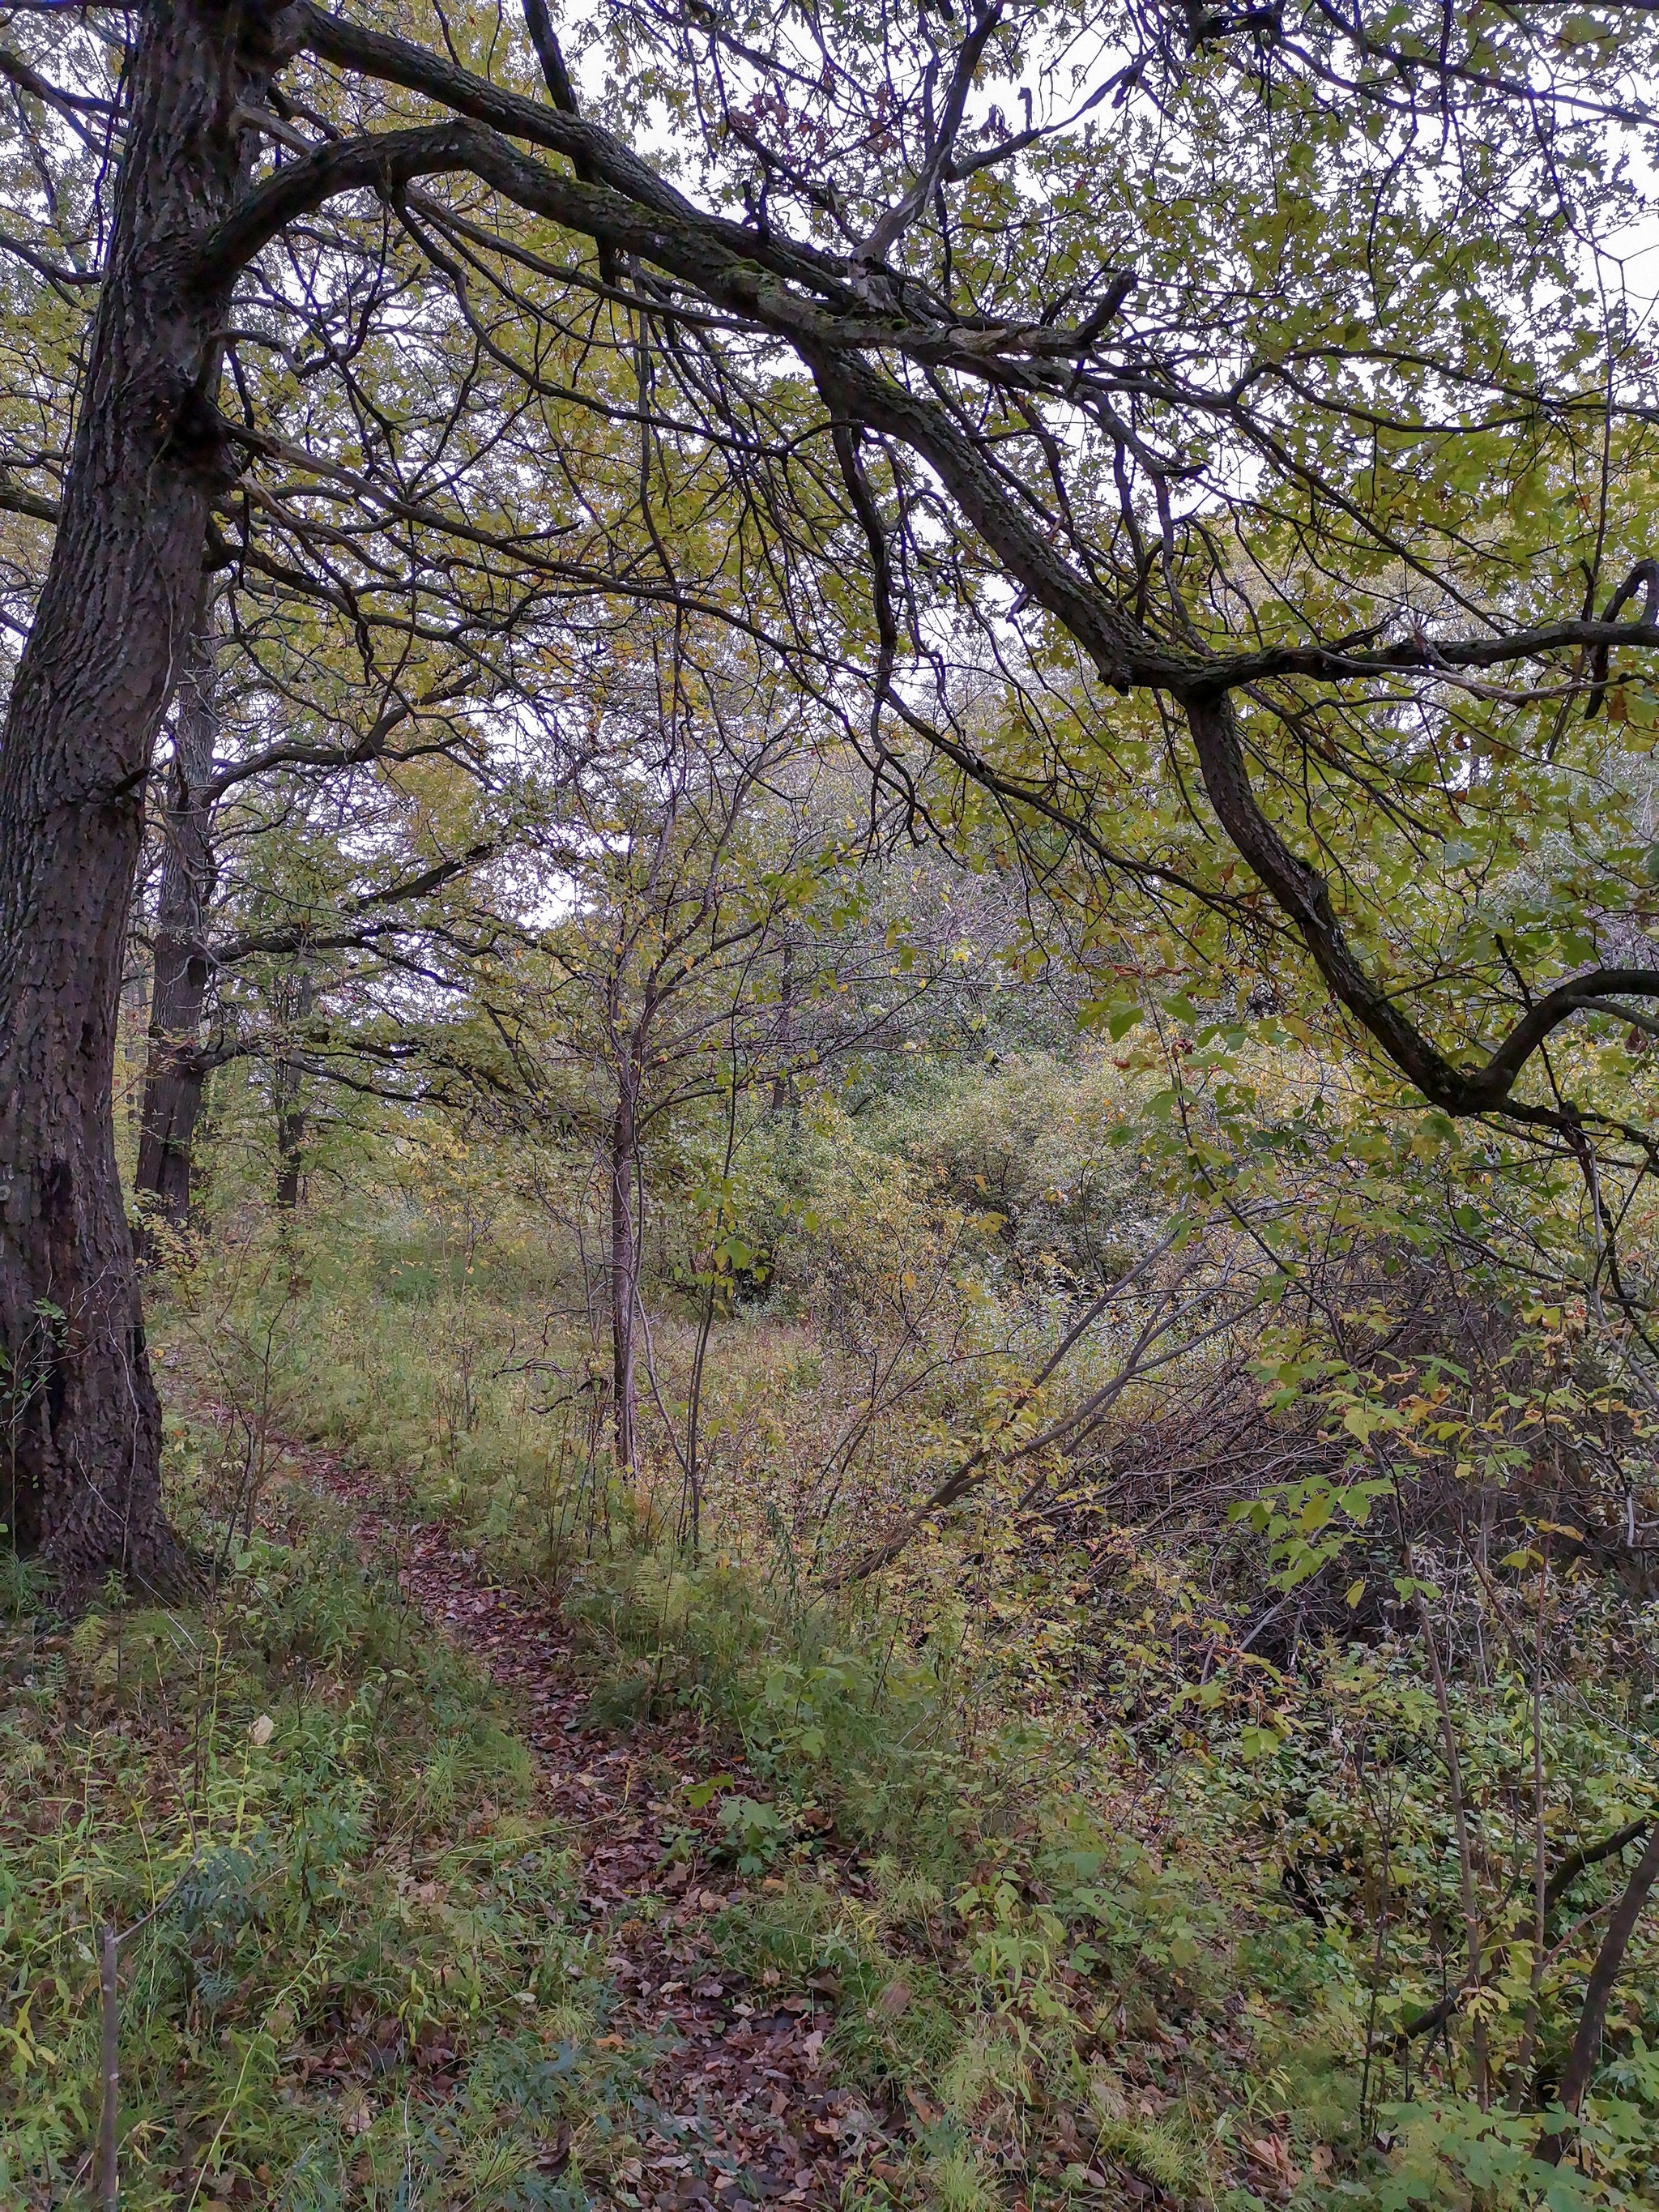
[570,1545,1360,2210]
[571,1549,1047,1870]
[156,1261,1371,2206]
[556,1546,1659,2212]
[0,1482,629,2211]
[149,1239,1659,2210]
[153,1207,574,1588]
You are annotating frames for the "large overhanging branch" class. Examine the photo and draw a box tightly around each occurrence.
[193,15,1659,1129]
[262,28,1659,673]
[806,352,1659,1126]
[0,472,60,524]
[290,7,1145,388]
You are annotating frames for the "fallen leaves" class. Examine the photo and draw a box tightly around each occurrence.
[287,1440,911,2208]
[1244,2131,1301,2193]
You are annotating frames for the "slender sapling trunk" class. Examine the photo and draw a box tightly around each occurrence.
[272,967,313,1211]
[609,1081,639,1472]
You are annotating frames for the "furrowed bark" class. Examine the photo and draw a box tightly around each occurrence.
[0,0,276,1593]
[134,610,220,1251]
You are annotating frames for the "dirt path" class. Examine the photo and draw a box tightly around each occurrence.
[278,1437,893,2211]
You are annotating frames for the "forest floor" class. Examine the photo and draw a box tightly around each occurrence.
[275,1430,903,2211]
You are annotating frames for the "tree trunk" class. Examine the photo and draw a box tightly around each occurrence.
[134,610,220,1251]
[0,2,273,1591]
[1537,1822,1659,2163]
[272,968,313,1211]
[609,1084,639,1474]
[770,936,795,1112]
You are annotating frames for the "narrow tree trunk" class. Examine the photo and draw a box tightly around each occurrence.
[770,936,795,1112]
[0,2,273,1591]
[609,1084,639,1473]
[134,613,220,1251]
[1537,1823,1659,2163]
[272,969,313,1211]
[274,1098,305,1211]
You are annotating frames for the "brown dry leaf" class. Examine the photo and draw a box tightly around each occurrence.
[874,1979,911,2017]
[1246,2133,1300,2189]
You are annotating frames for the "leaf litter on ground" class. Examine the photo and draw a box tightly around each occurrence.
[287,1433,894,2210]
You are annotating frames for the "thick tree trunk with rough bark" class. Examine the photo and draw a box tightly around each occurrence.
[0,2,272,1590]
[135,615,220,1249]
[609,1083,639,1474]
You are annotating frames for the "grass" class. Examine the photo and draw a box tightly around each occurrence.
[139,1236,1360,2209]
[129,1200,1659,2210]
[563,1546,1365,2210]
[0,1463,614,2211]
